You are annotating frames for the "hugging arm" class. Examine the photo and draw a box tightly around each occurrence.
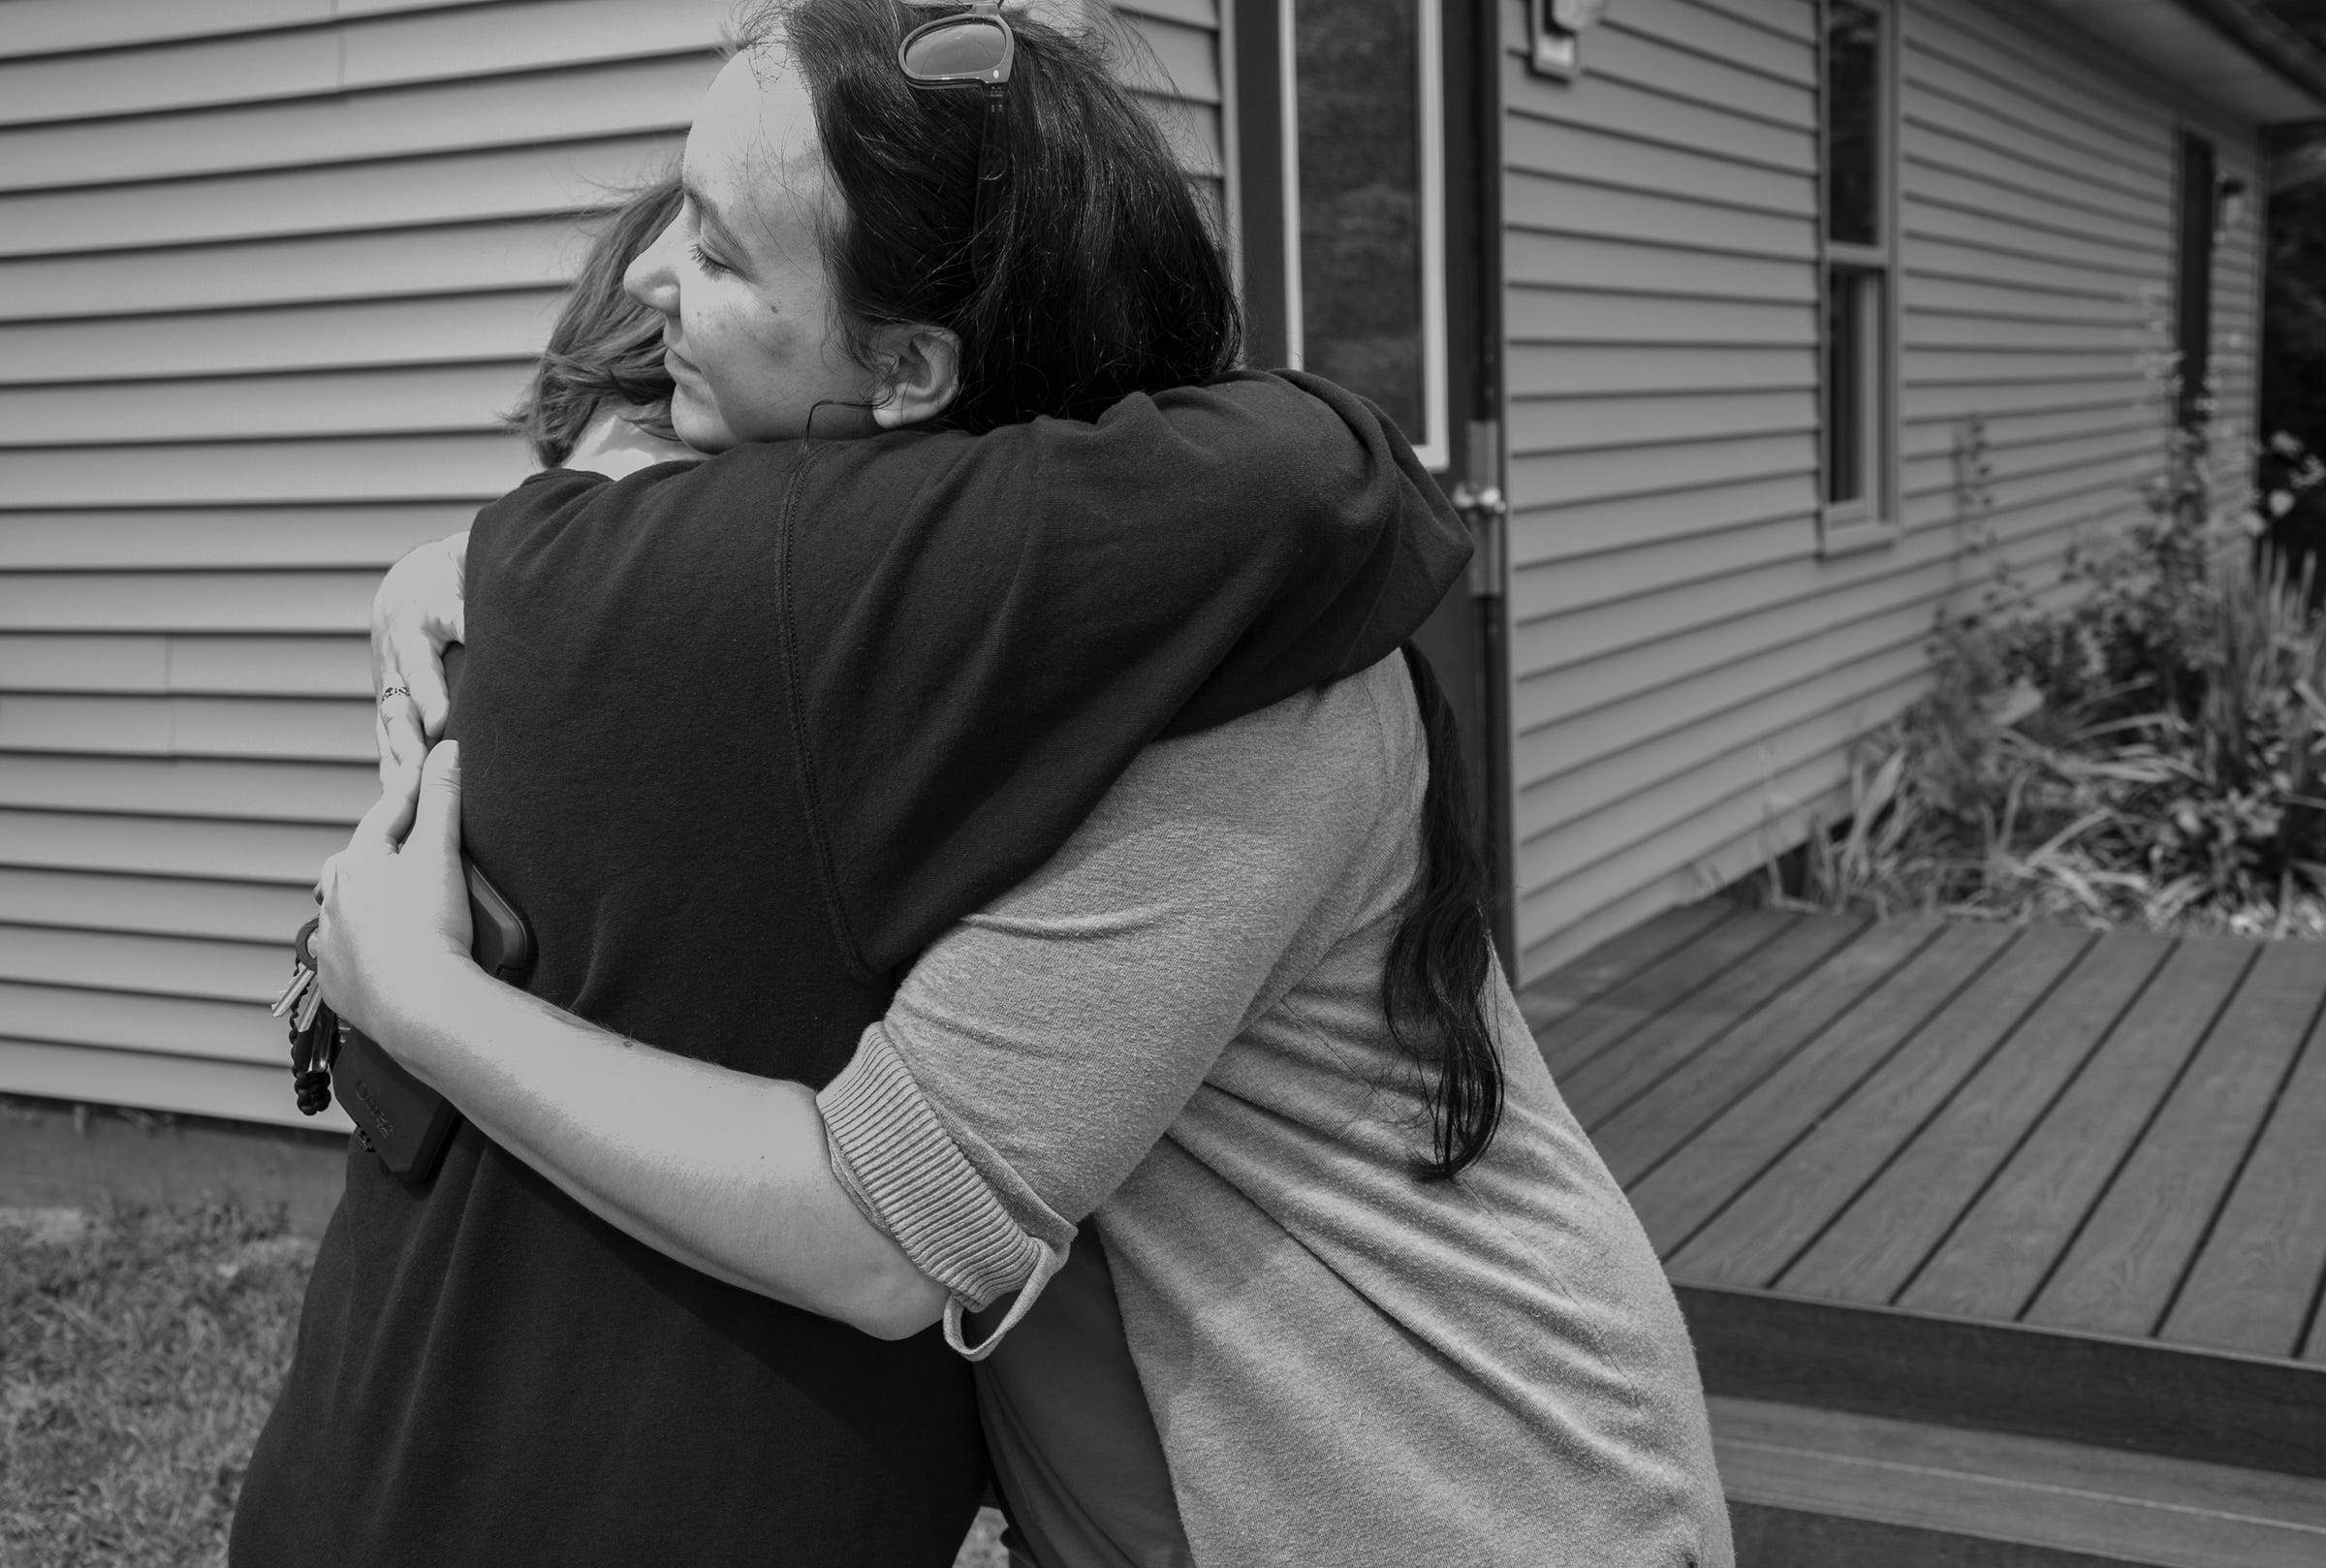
[333,375,1459,1331]
[315,743,948,1339]
[316,685,1381,1341]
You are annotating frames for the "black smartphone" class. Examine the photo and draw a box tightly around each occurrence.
[336,864,531,1182]
[336,644,534,1183]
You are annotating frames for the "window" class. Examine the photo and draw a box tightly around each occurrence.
[1819,0,1897,551]
[2173,132,2217,433]
[1242,0,1447,467]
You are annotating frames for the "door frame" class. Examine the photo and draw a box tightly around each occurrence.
[1226,0,1517,968]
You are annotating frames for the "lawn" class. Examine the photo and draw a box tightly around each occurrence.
[1,1200,1009,1567]
[1,1203,307,1567]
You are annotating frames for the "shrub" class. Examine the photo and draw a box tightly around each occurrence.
[1788,430,2326,936]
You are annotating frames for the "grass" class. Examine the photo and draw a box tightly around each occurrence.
[0,1201,311,1568]
[0,1198,1011,1567]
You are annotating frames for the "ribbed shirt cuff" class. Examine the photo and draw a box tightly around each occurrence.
[820,1024,1052,1315]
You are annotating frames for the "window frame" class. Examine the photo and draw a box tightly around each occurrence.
[1816,0,1902,556]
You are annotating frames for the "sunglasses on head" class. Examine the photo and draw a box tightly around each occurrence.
[898,1,1016,259]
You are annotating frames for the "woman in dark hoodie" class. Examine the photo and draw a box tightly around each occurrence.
[267,4,1730,1566]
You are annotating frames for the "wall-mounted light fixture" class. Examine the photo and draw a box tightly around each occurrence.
[2216,174,2249,236]
[1528,0,1611,81]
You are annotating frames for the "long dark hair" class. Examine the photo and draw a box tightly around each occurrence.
[1391,645,1505,1179]
[508,178,683,466]
[752,0,1500,1179]
[747,0,1242,430]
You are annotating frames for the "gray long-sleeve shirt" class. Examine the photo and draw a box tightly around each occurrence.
[822,655,1732,1567]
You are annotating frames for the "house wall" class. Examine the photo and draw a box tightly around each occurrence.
[0,0,1222,1129]
[1496,0,2264,984]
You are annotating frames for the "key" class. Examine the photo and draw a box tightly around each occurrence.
[294,982,326,1036]
[284,916,337,1117]
[270,965,313,1019]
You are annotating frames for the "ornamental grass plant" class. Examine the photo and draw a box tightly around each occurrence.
[1782,435,2326,938]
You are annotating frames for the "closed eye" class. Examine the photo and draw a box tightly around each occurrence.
[688,242,731,277]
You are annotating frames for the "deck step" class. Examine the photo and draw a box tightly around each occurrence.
[1681,1283,2326,1478]
[1713,1397,2326,1568]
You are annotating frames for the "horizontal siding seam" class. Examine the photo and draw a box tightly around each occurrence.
[0,1024,280,1066]
[1901,177,2167,255]
[0,59,711,140]
[1902,151,2167,235]
[1899,98,2160,205]
[1517,671,1932,884]
[1900,417,2161,457]
[1900,443,2161,505]
[1513,777,1844,965]
[1502,164,1813,227]
[1502,107,1812,182]
[1516,672,1934,900]
[1515,580,1929,727]
[1899,76,2167,182]
[1522,635,1933,803]
[1632,0,1816,48]
[1598,26,1809,90]
[1510,421,1819,462]
[1,423,512,452]
[1510,504,1812,574]
[1510,498,2124,680]
[0,14,349,69]
[1506,460,1819,516]
[1501,278,1813,308]
[1896,231,2160,284]
[1562,50,1812,121]
[1904,369,2162,392]
[1514,383,1818,404]
[1898,290,2154,320]
[1902,28,2167,153]
[1503,215,1807,266]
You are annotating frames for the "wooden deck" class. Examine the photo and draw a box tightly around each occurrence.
[1524,903,2326,1562]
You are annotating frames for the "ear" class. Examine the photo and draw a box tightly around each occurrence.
[865,323,963,429]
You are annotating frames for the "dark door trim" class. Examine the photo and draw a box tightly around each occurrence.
[1229,0,1516,971]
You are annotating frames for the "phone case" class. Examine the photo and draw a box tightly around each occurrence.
[336,862,532,1183]
[336,642,533,1184]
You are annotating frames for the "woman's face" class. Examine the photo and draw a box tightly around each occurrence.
[625,52,874,452]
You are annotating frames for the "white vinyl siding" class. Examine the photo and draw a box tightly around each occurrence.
[1498,0,2265,983]
[1,0,1225,1129]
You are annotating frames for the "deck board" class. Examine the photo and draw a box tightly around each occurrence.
[1586,917,1938,1186]
[1542,906,2326,1493]
[1626,921,2018,1256]
[1534,905,1797,1078]
[1671,923,2093,1290]
[1514,899,1733,1034]
[1776,928,2170,1304]
[2163,1009,2326,1359]
[1896,936,2256,1323]
[2025,938,2326,1339]
[1557,913,1869,1128]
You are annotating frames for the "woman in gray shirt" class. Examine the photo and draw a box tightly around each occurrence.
[314,3,1732,1563]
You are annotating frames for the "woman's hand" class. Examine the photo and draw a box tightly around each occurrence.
[371,531,468,837]
[314,743,476,1048]
[307,741,947,1335]
[565,404,698,479]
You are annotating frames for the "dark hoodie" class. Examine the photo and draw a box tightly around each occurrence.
[231,372,1467,1568]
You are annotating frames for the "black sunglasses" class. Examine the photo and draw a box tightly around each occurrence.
[897,1,1016,257]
